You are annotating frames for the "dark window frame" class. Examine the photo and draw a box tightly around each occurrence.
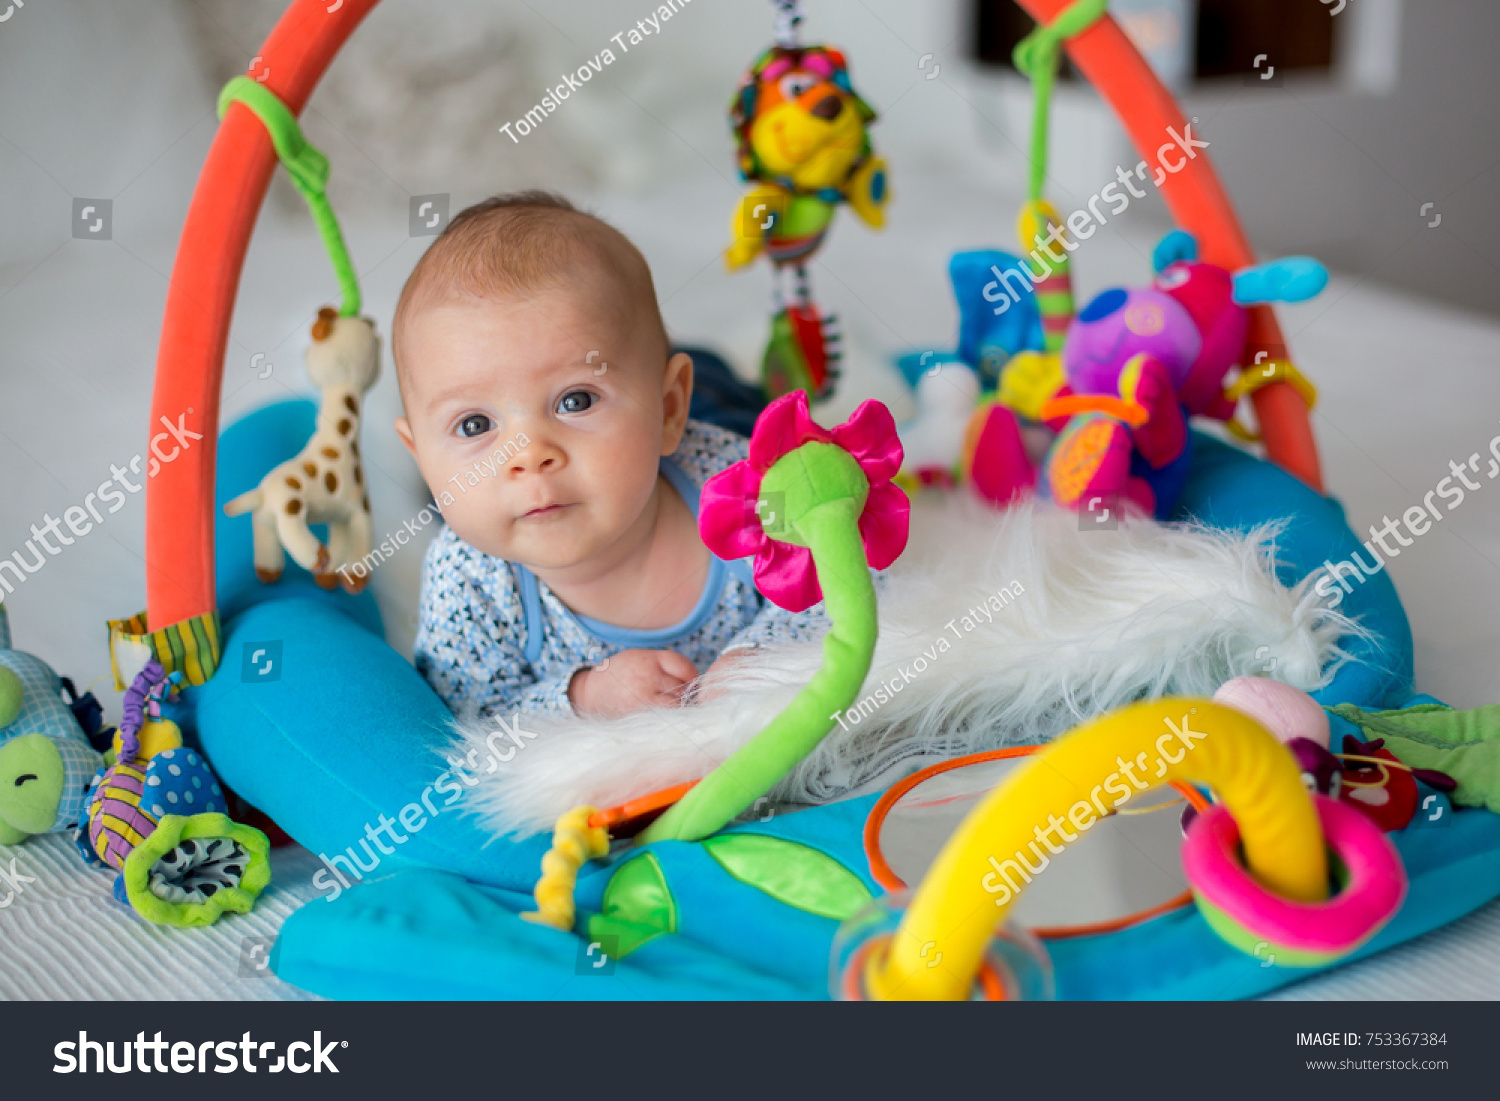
[973,0,1336,84]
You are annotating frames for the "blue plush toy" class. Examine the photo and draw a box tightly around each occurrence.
[896,249,1046,392]
[950,249,1046,387]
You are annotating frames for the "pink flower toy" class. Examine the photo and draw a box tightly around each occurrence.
[640,391,910,842]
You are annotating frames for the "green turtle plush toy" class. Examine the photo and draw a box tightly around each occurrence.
[0,603,104,845]
[0,603,270,926]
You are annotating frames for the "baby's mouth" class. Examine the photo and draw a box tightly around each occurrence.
[520,502,570,520]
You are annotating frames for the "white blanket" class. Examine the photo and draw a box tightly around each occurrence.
[455,495,1361,839]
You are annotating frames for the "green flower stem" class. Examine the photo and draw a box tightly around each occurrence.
[640,442,879,843]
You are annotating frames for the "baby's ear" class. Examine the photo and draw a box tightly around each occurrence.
[394,416,417,458]
[661,351,694,454]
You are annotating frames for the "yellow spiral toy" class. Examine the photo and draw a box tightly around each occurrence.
[521,805,610,932]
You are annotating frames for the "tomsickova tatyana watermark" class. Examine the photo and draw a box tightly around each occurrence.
[338,433,528,585]
[833,582,1025,732]
[444,433,530,499]
[337,504,443,586]
[500,0,698,143]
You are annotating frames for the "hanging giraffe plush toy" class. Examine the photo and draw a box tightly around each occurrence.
[225,307,379,593]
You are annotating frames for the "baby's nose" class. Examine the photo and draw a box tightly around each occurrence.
[510,439,563,474]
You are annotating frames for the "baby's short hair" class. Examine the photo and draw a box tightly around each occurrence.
[392,191,669,392]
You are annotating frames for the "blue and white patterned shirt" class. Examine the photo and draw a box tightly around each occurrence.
[413,420,828,718]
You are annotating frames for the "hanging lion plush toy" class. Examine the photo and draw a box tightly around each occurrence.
[726,0,889,402]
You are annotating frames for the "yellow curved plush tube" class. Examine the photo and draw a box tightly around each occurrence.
[867,699,1326,1001]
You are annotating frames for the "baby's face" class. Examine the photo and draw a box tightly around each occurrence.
[395,286,686,571]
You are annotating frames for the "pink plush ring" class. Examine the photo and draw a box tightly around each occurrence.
[1182,794,1406,967]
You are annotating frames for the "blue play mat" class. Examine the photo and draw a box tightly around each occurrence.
[188,399,1500,1000]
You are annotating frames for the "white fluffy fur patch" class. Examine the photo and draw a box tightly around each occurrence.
[452,495,1361,838]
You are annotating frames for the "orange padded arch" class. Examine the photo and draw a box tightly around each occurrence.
[145,0,379,632]
[1013,0,1323,492]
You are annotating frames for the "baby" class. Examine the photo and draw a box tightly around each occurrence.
[394,192,824,720]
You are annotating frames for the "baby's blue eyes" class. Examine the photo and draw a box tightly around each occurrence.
[455,392,594,437]
[458,414,492,438]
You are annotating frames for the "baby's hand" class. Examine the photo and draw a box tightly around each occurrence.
[568,649,699,718]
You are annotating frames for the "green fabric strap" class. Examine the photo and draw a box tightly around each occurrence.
[640,442,878,843]
[1012,0,1110,203]
[217,76,361,317]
